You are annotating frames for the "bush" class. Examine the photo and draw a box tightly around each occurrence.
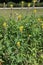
[0,13,43,65]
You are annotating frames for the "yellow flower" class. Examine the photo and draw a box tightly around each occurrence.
[42,23,43,26]
[3,22,7,28]
[42,26,43,28]
[21,1,24,7]
[38,18,42,22]
[28,3,31,7]
[17,42,20,47]
[33,0,37,3]
[41,24,43,28]
[18,15,22,20]
[19,26,24,32]
[29,35,32,37]
[33,9,37,13]
[22,1,24,4]
[15,13,18,16]
[0,59,4,63]
[38,18,41,21]
[40,54,43,59]
[10,4,13,7]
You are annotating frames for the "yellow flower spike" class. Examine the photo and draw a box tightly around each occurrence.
[29,35,32,37]
[42,26,43,28]
[15,13,18,16]
[18,15,22,20]
[17,42,20,47]
[28,3,31,7]
[41,24,43,26]
[22,1,24,4]
[19,26,24,32]
[38,18,41,21]
[3,22,7,28]
[10,4,13,7]
[21,1,24,7]
[0,59,4,63]
[33,0,37,3]
[38,18,42,22]
[41,24,43,28]
[33,9,37,13]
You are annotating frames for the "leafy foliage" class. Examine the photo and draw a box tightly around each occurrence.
[0,14,43,65]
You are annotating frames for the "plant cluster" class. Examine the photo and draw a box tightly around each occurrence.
[0,12,43,65]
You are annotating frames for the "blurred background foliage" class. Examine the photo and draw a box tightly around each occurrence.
[0,0,43,7]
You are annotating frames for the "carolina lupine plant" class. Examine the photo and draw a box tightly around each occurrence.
[0,10,43,65]
[0,1,43,64]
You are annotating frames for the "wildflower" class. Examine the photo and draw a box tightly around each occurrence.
[21,1,24,7]
[10,4,13,7]
[15,13,18,16]
[17,42,20,47]
[0,59,4,62]
[41,24,43,28]
[29,35,32,37]
[33,9,37,13]
[42,26,43,28]
[38,18,41,21]
[28,3,31,7]
[22,1,24,4]
[3,22,7,28]
[41,24,43,26]
[38,18,42,22]
[19,26,24,32]
[18,15,22,20]
[33,0,37,3]
[40,54,43,59]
